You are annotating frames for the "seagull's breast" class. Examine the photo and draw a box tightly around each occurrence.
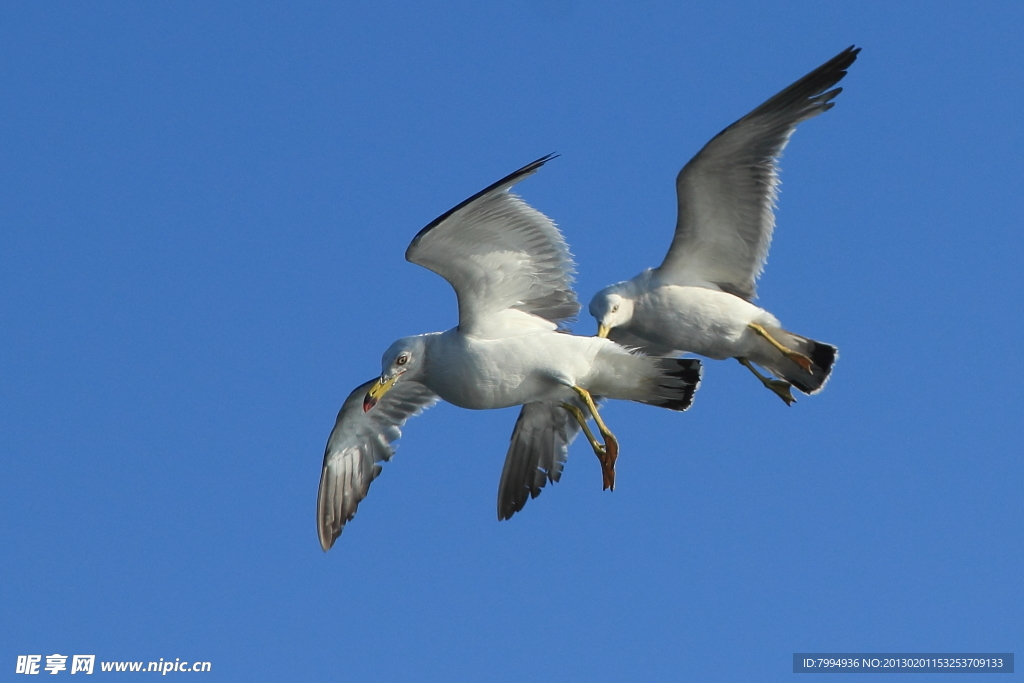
[633,285,776,359]
[423,328,575,410]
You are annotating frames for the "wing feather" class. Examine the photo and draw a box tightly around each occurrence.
[607,326,683,358]
[317,378,438,550]
[659,46,859,300]
[496,395,592,520]
[406,155,580,332]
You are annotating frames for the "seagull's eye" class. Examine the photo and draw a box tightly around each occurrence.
[612,304,620,313]
[396,355,408,366]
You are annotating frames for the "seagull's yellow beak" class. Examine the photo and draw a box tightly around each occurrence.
[597,323,611,339]
[363,373,402,412]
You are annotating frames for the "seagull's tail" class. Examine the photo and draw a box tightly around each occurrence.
[758,327,838,395]
[638,357,703,411]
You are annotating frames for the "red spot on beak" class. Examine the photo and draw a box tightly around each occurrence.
[363,393,377,413]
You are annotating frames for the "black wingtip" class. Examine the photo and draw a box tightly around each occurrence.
[751,45,858,118]
[699,45,861,153]
[407,154,559,255]
[831,45,861,74]
[792,44,861,97]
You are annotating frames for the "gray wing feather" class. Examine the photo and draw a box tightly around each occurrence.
[659,46,859,300]
[608,326,683,358]
[317,378,438,550]
[406,155,580,331]
[496,395,592,521]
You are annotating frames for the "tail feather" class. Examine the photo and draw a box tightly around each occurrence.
[638,358,703,411]
[763,329,837,395]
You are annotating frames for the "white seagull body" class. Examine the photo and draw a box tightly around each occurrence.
[317,156,702,550]
[419,314,677,411]
[590,47,858,405]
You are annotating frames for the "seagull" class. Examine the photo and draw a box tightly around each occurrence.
[589,46,858,405]
[317,155,703,550]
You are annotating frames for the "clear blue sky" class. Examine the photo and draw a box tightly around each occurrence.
[2,2,1021,681]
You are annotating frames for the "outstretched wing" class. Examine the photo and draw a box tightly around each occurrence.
[659,46,859,301]
[496,394,594,521]
[317,377,438,550]
[406,155,580,333]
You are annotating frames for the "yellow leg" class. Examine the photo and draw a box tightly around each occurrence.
[570,386,619,490]
[560,402,615,490]
[560,403,603,455]
[748,323,813,372]
[738,358,796,406]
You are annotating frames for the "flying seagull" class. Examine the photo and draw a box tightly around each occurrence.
[589,46,858,405]
[317,156,702,550]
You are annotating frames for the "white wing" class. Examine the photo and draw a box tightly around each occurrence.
[317,377,438,550]
[405,155,580,333]
[658,46,859,301]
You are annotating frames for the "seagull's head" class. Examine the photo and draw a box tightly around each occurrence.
[589,285,635,338]
[363,336,428,412]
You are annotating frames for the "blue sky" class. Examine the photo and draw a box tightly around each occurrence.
[2,2,1021,681]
